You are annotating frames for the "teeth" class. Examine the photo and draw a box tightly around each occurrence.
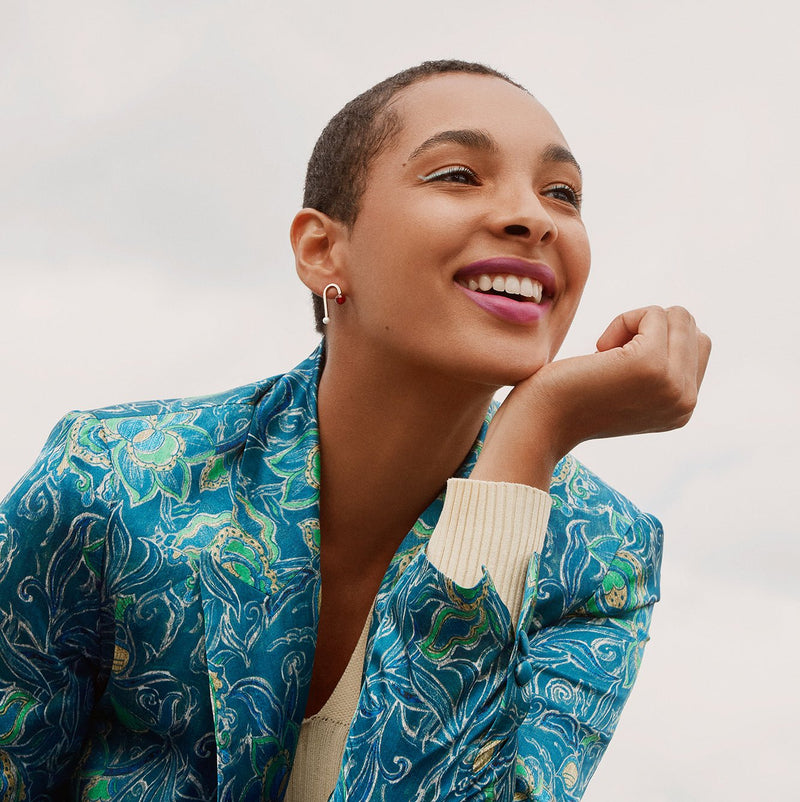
[460,273,544,302]
[517,276,543,302]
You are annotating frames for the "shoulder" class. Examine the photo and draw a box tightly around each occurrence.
[87,375,279,430]
[72,375,290,506]
[5,374,286,517]
[534,454,663,623]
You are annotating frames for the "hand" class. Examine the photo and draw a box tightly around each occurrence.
[471,306,712,490]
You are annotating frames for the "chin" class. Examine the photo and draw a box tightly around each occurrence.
[495,366,547,388]
[472,330,559,385]
[461,353,551,390]
[379,333,551,390]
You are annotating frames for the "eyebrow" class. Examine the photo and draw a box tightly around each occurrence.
[407,129,498,162]
[541,143,582,177]
[406,128,582,177]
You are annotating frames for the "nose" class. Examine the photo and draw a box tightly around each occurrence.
[492,187,558,245]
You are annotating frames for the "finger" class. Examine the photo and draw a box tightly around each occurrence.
[596,305,667,353]
[596,309,643,351]
[695,329,712,388]
[665,306,699,400]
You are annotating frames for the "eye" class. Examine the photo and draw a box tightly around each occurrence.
[544,183,583,209]
[419,165,480,185]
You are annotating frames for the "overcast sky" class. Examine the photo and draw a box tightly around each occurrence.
[1,2,798,799]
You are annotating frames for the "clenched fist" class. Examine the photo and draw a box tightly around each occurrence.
[471,306,712,491]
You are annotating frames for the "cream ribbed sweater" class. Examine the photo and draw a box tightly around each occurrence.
[285,478,552,802]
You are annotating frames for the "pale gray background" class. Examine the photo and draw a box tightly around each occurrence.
[1,1,797,799]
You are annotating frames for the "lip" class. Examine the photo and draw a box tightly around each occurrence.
[455,283,551,324]
[454,257,556,298]
[453,257,556,325]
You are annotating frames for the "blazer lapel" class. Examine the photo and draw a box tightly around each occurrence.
[198,347,324,802]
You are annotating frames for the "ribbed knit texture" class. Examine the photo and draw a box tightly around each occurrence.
[284,479,552,802]
[426,478,551,624]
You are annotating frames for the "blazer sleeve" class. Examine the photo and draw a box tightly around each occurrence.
[0,413,113,798]
[333,475,661,801]
[514,510,663,801]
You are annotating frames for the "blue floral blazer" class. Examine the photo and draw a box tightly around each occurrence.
[0,345,662,802]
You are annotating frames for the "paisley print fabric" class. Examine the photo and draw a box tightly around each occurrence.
[0,344,662,801]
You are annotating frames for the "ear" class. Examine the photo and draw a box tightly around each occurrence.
[290,208,348,295]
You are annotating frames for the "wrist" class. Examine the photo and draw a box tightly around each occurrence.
[471,431,562,492]
[469,461,556,492]
[471,373,578,491]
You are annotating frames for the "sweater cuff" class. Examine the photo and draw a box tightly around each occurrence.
[426,478,551,625]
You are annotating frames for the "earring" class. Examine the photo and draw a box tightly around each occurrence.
[322,283,345,325]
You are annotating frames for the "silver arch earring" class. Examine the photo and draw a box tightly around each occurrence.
[322,283,345,324]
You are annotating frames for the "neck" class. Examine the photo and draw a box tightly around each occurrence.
[317,337,495,566]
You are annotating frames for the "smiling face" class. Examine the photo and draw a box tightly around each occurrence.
[329,73,591,389]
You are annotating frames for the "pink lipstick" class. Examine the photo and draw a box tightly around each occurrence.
[454,257,555,325]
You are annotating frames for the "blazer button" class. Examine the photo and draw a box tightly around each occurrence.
[514,659,533,686]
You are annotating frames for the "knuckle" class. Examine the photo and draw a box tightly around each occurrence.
[675,392,698,418]
[658,370,695,412]
[667,305,695,326]
[664,381,685,408]
[662,409,694,432]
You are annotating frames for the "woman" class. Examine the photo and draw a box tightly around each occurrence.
[0,61,710,801]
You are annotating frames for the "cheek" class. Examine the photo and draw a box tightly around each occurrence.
[563,224,591,290]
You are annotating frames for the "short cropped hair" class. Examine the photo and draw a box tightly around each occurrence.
[303,60,524,332]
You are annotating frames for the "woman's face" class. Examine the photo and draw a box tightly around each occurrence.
[334,72,591,389]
